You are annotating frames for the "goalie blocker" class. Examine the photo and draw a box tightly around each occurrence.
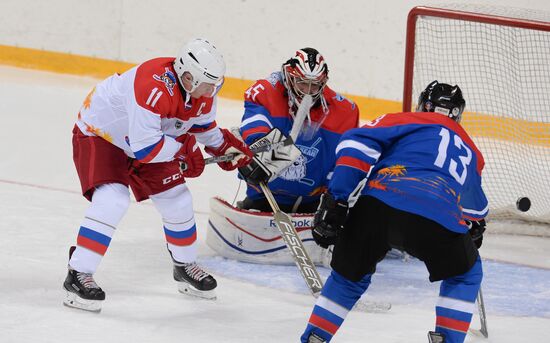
[206,197,332,266]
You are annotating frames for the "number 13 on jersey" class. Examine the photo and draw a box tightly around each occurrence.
[434,127,472,185]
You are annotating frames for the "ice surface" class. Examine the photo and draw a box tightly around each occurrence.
[1,66,549,342]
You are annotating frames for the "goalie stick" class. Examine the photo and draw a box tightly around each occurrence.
[259,95,322,295]
[260,181,324,295]
[259,179,391,312]
[258,95,391,312]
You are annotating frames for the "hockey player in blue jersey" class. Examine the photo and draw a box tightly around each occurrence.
[205,48,359,267]
[237,48,359,213]
[301,81,488,343]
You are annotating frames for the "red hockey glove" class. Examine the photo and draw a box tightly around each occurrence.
[174,134,205,178]
[204,128,253,171]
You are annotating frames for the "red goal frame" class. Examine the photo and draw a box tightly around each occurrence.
[402,6,550,112]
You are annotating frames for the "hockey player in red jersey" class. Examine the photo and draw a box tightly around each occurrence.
[205,48,359,266]
[63,38,253,311]
[301,81,488,343]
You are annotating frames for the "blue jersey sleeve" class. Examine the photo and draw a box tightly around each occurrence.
[240,101,273,144]
[329,126,394,201]
[460,172,489,221]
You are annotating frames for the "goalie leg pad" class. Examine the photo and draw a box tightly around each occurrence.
[206,197,329,265]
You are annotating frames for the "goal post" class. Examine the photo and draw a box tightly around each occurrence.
[403,5,550,227]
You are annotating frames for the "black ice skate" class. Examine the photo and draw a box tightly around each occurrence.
[427,331,446,343]
[63,246,105,312]
[173,262,217,300]
[307,333,327,343]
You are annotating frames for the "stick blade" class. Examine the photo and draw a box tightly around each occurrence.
[272,211,323,295]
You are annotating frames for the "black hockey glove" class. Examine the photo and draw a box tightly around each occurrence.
[312,193,349,248]
[238,158,270,186]
[466,219,486,249]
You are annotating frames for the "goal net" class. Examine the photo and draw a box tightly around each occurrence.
[403,4,550,231]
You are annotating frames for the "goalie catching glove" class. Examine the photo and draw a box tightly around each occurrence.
[238,128,301,185]
[312,193,349,248]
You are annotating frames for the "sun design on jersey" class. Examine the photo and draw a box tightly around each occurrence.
[378,165,406,177]
[368,180,387,191]
[84,123,113,143]
[368,164,407,191]
[82,87,96,110]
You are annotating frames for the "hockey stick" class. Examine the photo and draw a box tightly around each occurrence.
[259,181,391,312]
[192,93,315,169]
[203,137,294,165]
[256,95,391,312]
[258,95,322,295]
[477,287,489,338]
[260,181,324,295]
[205,94,313,165]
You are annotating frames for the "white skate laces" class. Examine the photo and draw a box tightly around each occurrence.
[183,262,209,282]
[76,272,100,289]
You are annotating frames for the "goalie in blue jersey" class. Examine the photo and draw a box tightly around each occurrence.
[301,81,488,343]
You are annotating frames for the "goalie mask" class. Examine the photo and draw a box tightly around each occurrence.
[173,38,226,94]
[416,80,466,122]
[282,48,329,112]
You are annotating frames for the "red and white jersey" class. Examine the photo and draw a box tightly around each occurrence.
[76,57,223,163]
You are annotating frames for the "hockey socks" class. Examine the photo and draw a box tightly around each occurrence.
[301,271,372,342]
[69,183,130,274]
[435,256,483,343]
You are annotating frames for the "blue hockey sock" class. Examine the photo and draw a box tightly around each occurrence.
[301,271,372,342]
[435,256,483,343]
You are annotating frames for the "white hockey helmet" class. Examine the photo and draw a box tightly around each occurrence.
[282,47,329,108]
[173,38,226,93]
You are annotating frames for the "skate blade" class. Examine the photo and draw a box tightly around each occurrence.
[63,290,103,312]
[177,282,217,300]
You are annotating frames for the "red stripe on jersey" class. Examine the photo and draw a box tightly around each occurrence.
[462,213,485,221]
[165,231,197,246]
[242,126,270,141]
[309,314,339,335]
[77,236,108,255]
[139,137,165,163]
[436,316,470,333]
[363,112,485,174]
[336,156,372,173]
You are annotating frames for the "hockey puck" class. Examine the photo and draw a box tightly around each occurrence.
[516,197,531,212]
